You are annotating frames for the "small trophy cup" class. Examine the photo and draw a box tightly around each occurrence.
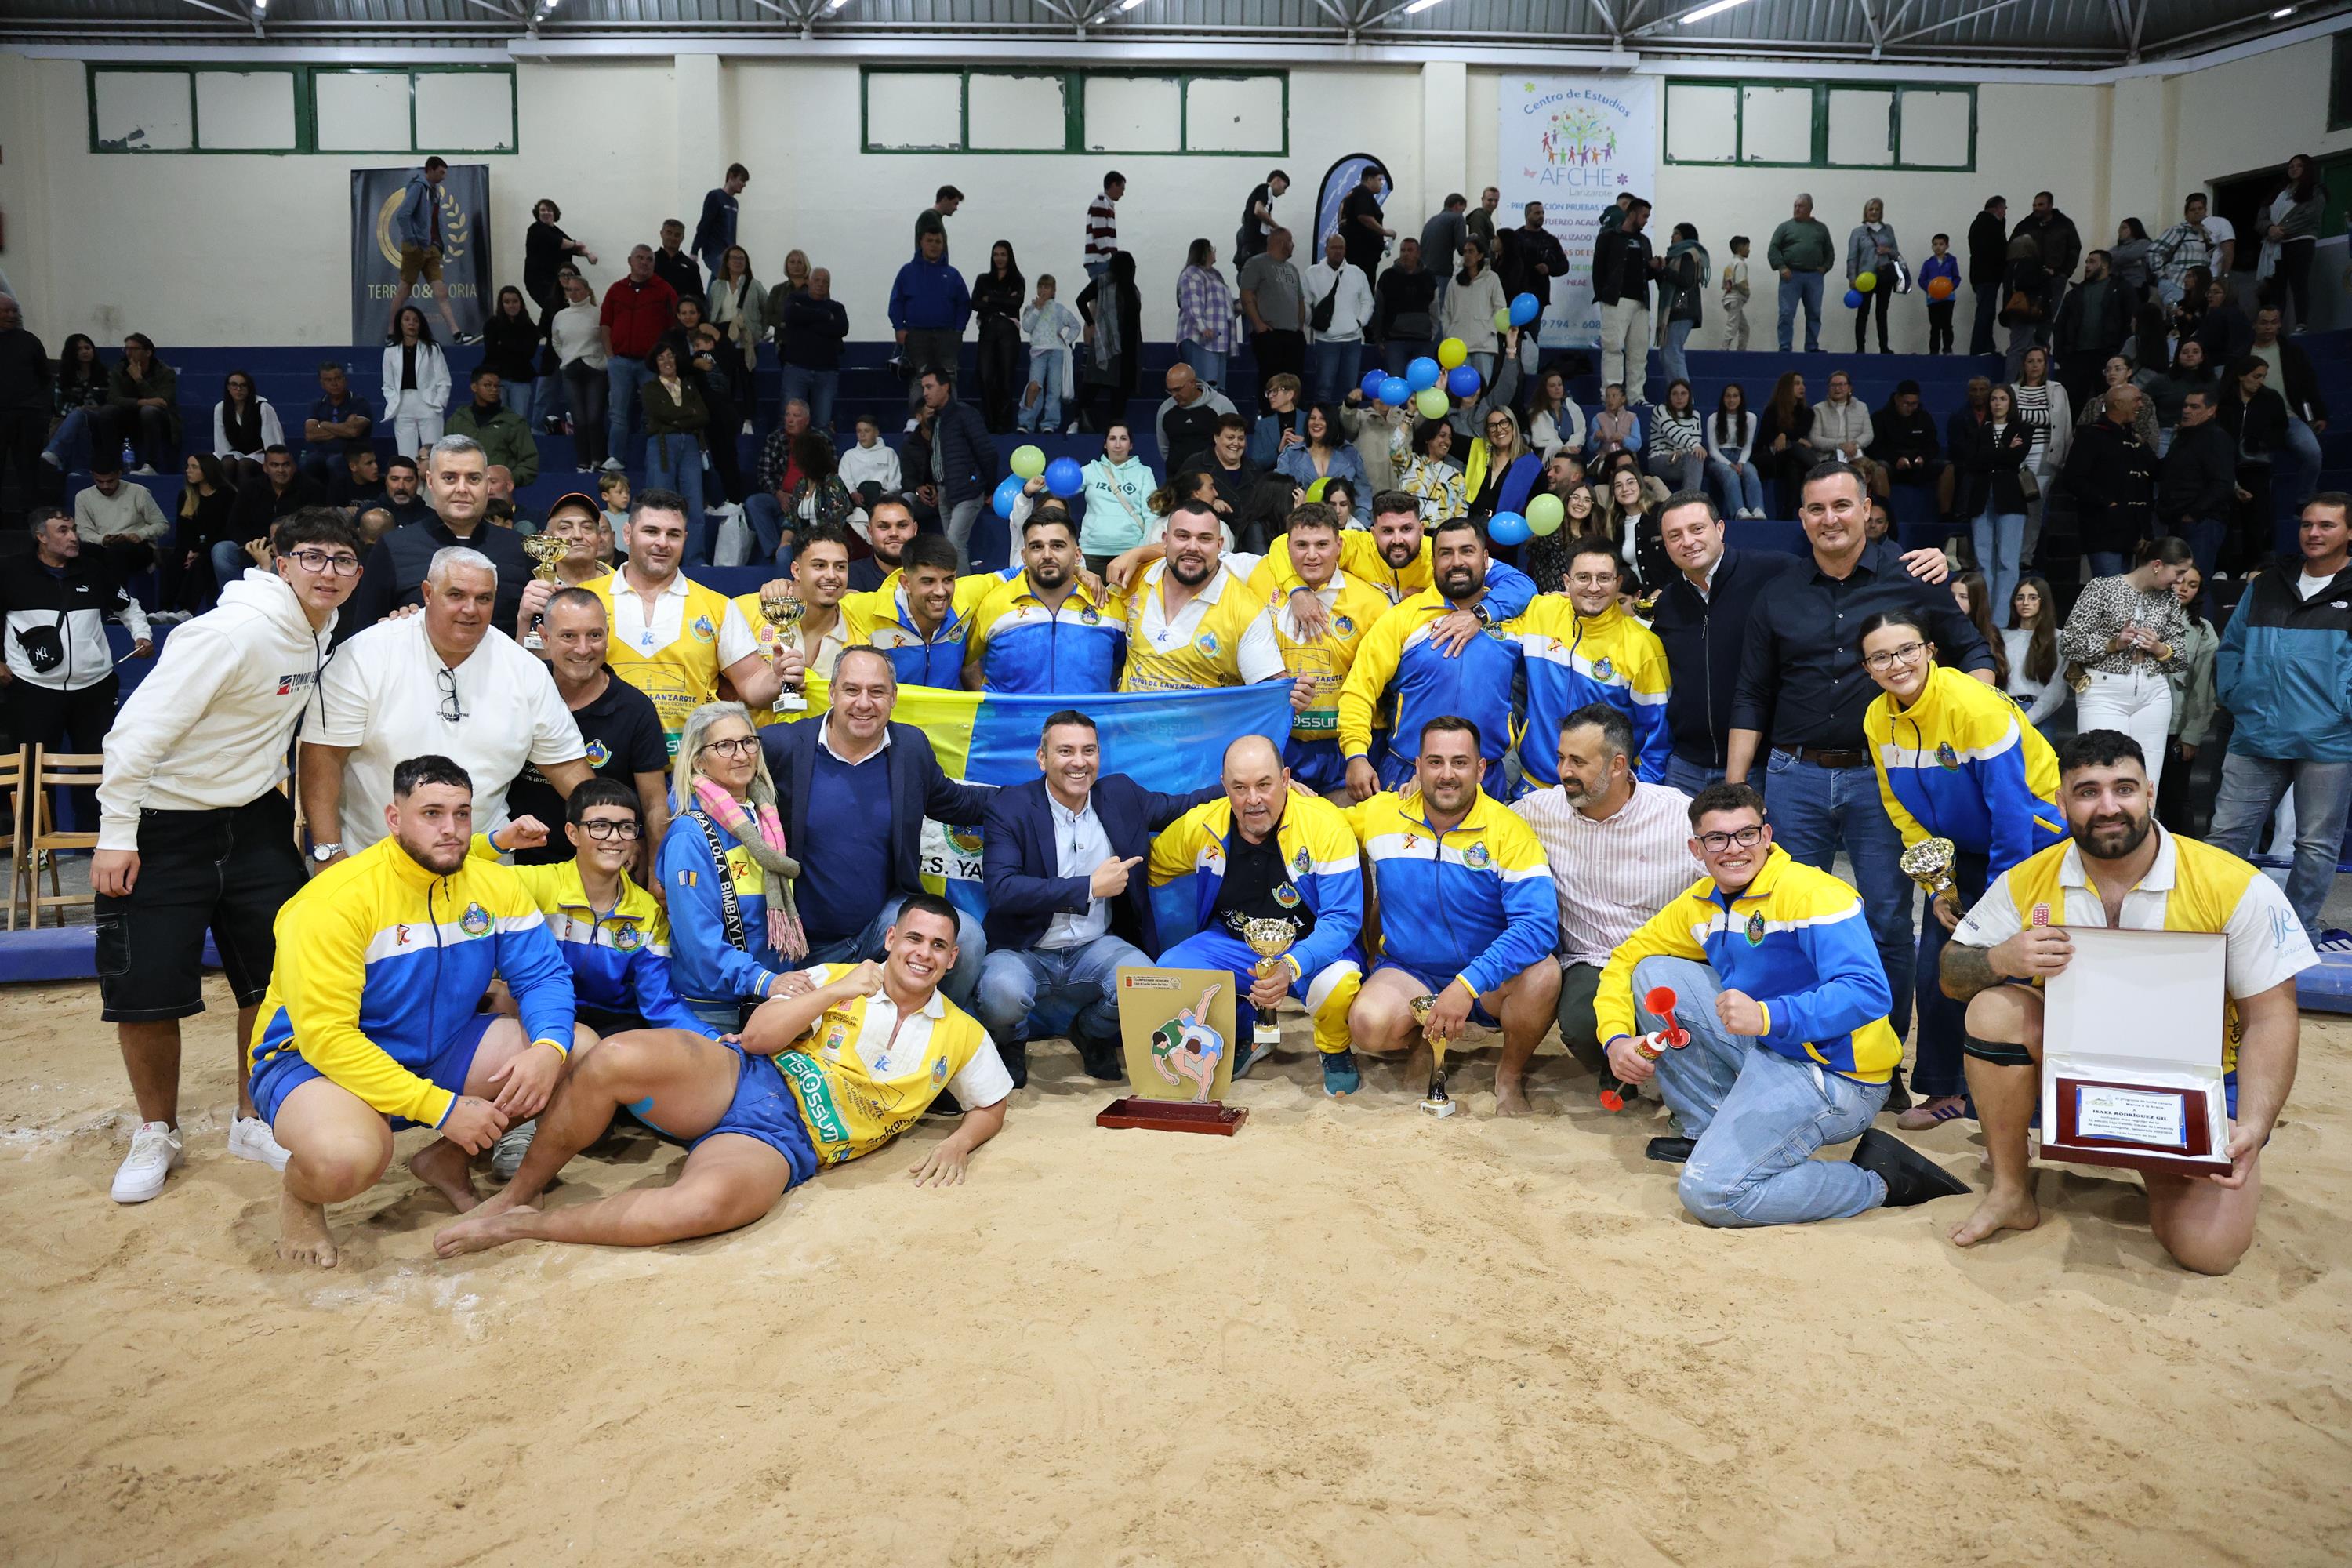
[1900,835,1958,908]
[759,590,808,712]
[1236,916,1298,1051]
[1410,994,1455,1118]
[520,532,568,652]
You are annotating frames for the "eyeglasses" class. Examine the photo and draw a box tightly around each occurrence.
[436,666,465,724]
[700,736,760,759]
[1696,824,1766,853]
[578,818,642,841]
[285,548,362,575]
[1861,640,1930,672]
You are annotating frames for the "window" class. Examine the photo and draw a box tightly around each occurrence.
[862,68,1286,155]
[87,64,514,154]
[1663,78,1974,171]
[2332,30,2352,133]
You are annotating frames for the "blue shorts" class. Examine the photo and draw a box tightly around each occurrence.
[683,1047,820,1186]
[1371,960,1500,1029]
[251,1012,496,1131]
[1285,735,1345,795]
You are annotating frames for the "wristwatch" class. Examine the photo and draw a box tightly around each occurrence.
[310,841,343,863]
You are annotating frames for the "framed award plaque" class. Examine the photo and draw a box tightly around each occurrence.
[2039,927,2232,1175]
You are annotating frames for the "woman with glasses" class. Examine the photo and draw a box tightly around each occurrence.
[1859,607,2063,1130]
[656,702,809,1033]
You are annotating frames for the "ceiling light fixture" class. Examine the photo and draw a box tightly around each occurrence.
[1680,0,1754,23]
[1121,0,1148,10]
[1403,0,1445,13]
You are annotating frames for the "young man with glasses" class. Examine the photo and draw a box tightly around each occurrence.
[1595,782,1969,1226]
[93,509,364,1203]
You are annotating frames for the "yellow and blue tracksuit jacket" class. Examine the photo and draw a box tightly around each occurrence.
[1863,663,2063,878]
[963,570,1127,695]
[1261,570,1395,792]
[467,838,716,1037]
[1252,532,1538,615]
[841,576,988,690]
[657,808,787,1007]
[1508,597,1672,789]
[1595,844,1901,1083]
[248,836,577,1127]
[1337,588,1526,788]
[1148,793,1367,982]
[1346,788,1559,1000]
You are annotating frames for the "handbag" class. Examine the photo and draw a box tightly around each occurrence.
[2016,467,2040,501]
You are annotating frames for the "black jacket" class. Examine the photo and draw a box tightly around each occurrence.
[980,775,1218,953]
[2158,419,2238,523]
[927,397,1000,508]
[1965,210,2009,288]
[1867,403,1940,470]
[1590,228,1654,308]
[1647,546,1808,768]
[2062,420,2157,554]
[652,247,702,304]
[758,719,994,904]
[1376,263,1439,343]
[1958,416,2034,517]
[481,310,541,384]
[343,515,535,644]
[1503,226,1570,306]
[779,291,849,372]
[2219,383,2292,463]
[2196,300,2253,368]
[2260,337,2329,424]
[2011,209,2082,281]
[227,472,329,546]
[971,272,1025,336]
[2053,276,2129,358]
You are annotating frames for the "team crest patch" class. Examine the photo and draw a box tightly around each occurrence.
[1745,910,1766,946]
[822,1022,850,1060]
[1463,842,1492,870]
[1293,846,1312,874]
[459,902,492,938]
[931,1055,949,1085]
[1936,742,1960,771]
[1592,655,1615,682]
[1273,882,1302,909]
[1081,606,1102,626]
[946,826,985,856]
[689,614,716,643]
[1333,615,1356,637]
[612,921,642,952]
[1195,632,1220,657]
[584,739,612,768]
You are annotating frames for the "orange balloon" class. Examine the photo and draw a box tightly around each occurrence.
[1926,276,1955,300]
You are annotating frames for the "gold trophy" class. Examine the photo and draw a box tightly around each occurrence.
[1900,835,1958,916]
[758,590,808,712]
[1410,994,1456,1118]
[1236,916,1298,1052]
[520,532,568,652]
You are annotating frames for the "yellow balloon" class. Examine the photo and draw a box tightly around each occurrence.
[1436,337,1468,370]
[1414,387,1450,419]
[1305,477,1330,501]
[1855,271,1878,293]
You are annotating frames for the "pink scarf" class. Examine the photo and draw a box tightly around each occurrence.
[691,778,808,962]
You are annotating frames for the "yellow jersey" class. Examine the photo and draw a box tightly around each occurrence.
[1264,570,1393,741]
[1117,561,1287,693]
[770,963,1007,1165]
[590,569,757,750]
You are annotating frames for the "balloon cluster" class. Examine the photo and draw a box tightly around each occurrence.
[996,445,1083,518]
[1365,338,1484,419]
[1490,292,1542,334]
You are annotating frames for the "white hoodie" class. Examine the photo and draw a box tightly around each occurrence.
[96,570,336,852]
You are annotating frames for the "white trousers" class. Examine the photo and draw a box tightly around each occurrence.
[391,391,444,459]
[1599,299,1651,405]
[2074,667,2173,794]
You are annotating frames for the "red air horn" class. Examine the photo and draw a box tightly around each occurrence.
[1600,985,1690,1112]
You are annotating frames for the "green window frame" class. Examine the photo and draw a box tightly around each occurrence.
[2330,31,2352,134]
[1662,78,1976,172]
[86,63,516,155]
[859,67,1287,156]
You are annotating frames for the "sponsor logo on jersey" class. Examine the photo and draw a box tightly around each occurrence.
[689,614,716,643]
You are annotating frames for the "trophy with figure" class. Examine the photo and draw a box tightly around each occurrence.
[1409,993,1456,1118]
[520,532,568,652]
[758,588,808,712]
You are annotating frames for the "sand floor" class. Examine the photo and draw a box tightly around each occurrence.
[4,975,2350,1566]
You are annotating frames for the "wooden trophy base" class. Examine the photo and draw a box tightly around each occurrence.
[1097,1098,1249,1135]
[2043,1076,2230,1175]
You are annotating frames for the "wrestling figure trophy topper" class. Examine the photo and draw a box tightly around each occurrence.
[520,532,568,652]
[758,590,808,712]
[1900,835,1958,905]
[1409,994,1455,1118]
[1236,916,1298,1051]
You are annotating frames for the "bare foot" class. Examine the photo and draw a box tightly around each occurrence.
[434,1205,539,1259]
[1950,1185,2042,1247]
[275,1190,340,1268]
[408,1138,480,1213]
[1493,1073,1534,1119]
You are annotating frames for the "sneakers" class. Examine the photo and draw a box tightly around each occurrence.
[1229,1035,1276,1080]
[601,456,625,472]
[922,1091,966,1121]
[130,464,158,476]
[452,330,483,346]
[111,1121,184,1203]
[490,1118,537,1181]
[148,609,193,625]
[996,1039,1029,1091]
[1645,1134,1695,1164]
[40,448,60,468]
[1320,1048,1362,1098]
[228,1115,290,1171]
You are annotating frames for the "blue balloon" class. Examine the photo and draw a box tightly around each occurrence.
[1359,368,1388,400]
[1445,365,1482,399]
[1843,289,1865,309]
[1377,376,1411,407]
[1489,510,1531,546]
[1406,356,1442,393]
[1508,292,1541,327]
[993,475,1026,519]
[1044,456,1086,499]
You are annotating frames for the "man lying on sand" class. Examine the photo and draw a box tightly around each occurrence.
[436,893,1010,1255]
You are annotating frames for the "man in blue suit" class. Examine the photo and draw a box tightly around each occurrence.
[976,710,1220,1085]
[757,646,996,1007]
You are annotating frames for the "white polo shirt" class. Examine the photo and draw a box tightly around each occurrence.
[314,615,586,850]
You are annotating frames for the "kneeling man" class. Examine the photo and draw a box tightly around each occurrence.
[249,756,583,1266]
[1940,731,2312,1273]
[436,895,1009,1255]
[1599,782,1966,1225]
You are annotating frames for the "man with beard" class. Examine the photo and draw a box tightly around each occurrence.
[1939,731,2313,1273]
[376,455,430,528]
[344,434,535,636]
[846,532,978,690]
[1345,717,1559,1115]
[848,490,920,594]
[1116,498,1299,702]
[250,755,583,1267]
[964,513,1127,695]
[1250,488,1534,619]
[1338,517,1526,800]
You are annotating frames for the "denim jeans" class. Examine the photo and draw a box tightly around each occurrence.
[1309,339,1363,408]
[1973,504,2025,614]
[945,496,985,569]
[1969,281,2002,356]
[1017,351,1065,434]
[564,361,608,468]
[1178,340,1228,392]
[1910,850,1988,1098]
[1708,456,1766,515]
[744,492,791,563]
[2281,416,2325,514]
[1381,339,1435,378]
[499,376,536,427]
[1599,299,1650,404]
[1632,955,1890,1226]
[645,433,708,562]
[1777,270,1824,352]
[974,935,1148,1047]
[209,539,249,595]
[2085,550,2126,579]
[1664,753,1730,798]
[605,354,652,469]
[779,364,838,434]
[1762,751,1915,1039]
[2207,752,2352,944]
[804,893,987,1009]
[44,406,107,471]
[2169,515,2226,582]
[1646,447,1704,495]
[1661,318,1693,387]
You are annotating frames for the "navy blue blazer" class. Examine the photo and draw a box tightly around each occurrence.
[982,775,1219,954]
[760,719,996,906]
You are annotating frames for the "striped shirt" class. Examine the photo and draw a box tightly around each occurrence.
[1512,780,1697,967]
[1086,192,1118,264]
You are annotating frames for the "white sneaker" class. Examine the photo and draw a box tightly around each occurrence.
[130,463,158,477]
[111,1121,183,1203]
[228,1115,291,1171]
[40,449,60,468]
[601,456,624,472]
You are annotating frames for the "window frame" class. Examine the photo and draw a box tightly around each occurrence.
[85,62,517,156]
[858,67,1288,156]
[1661,78,1976,173]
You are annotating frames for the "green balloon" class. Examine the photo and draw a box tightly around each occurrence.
[1494,307,1512,332]
[1010,444,1047,481]
[1414,387,1450,419]
[1526,492,1565,535]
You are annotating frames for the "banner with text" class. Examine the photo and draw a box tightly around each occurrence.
[1498,76,1658,350]
[350,164,494,343]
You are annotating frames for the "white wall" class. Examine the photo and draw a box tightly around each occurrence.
[2169,38,2352,185]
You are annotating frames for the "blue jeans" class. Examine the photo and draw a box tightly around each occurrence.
[1381,339,1435,378]
[44,406,105,471]
[1910,850,1987,1098]
[2207,752,2352,944]
[2170,515,2225,582]
[499,376,536,426]
[1661,318,1693,386]
[605,354,652,468]
[804,894,987,1009]
[744,492,792,563]
[1646,447,1704,495]
[1633,956,1890,1225]
[1777,270,1824,352]
[1309,339,1363,407]
[1664,753,1731,799]
[2281,416,2325,513]
[209,539,249,593]
[1017,350,1064,434]
[1973,503,2025,615]
[974,935,1147,1048]
[1178,341,1228,392]
[1708,456,1766,514]
[2085,550,2126,579]
[645,433,708,562]
[779,364,838,434]
[1762,751,1915,1039]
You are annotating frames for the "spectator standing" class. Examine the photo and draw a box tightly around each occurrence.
[1375,238,1439,379]
[1076,251,1143,437]
[378,308,451,461]
[1240,229,1308,401]
[598,246,679,473]
[1590,197,1657,405]
[652,219,702,306]
[1305,231,1376,407]
[1084,172,1125,281]
[915,184,964,263]
[691,163,748,279]
[1647,495,1804,795]
[1845,198,1902,354]
[1440,235,1508,386]
[2208,495,2352,942]
[779,267,848,434]
[1767,194,1835,353]
[1960,383,2034,610]
[108,333,180,474]
[2249,305,2328,517]
[1018,274,1085,435]
[0,294,45,526]
[707,246,767,405]
[1175,239,1237,393]
[2063,383,2157,578]
[2148,193,2220,307]
[1340,165,1394,288]
[971,241,1027,434]
[2012,344,2072,565]
[890,228,971,416]
[1502,200,1567,372]
[640,344,710,560]
[1965,195,2010,357]
[1656,223,1708,387]
[2216,354,2291,571]
[550,272,611,471]
[1719,235,1752,351]
[2,506,149,820]
[481,286,543,427]
[524,198,596,325]
[1236,169,1288,266]
[2080,355,2161,452]
[506,577,672,869]
[1467,187,1501,256]
[2158,388,2237,579]
[916,365,999,568]
[2008,191,2082,376]
[211,369,281,464]
[2053,249,2131,412]
[1420,194,1468,307]
[2257,154,2323,333]
[2158,565,2217,833]
[2000,575,2067,731]
[383,158,473,345]
[1919,234,1960,354]
[2111,218,2154,308]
